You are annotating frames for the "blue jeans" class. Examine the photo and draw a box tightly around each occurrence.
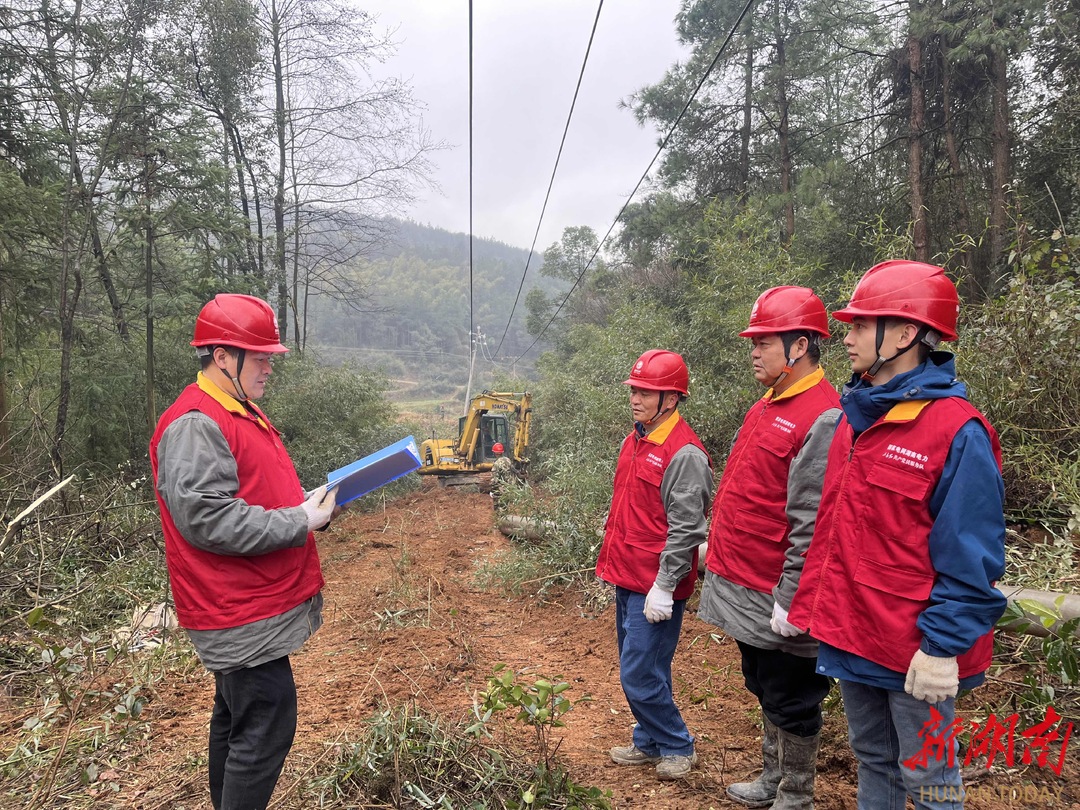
[840,680,964,810]
[615,586,694,757]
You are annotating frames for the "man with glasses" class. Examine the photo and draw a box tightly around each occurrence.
[150,293,338,810]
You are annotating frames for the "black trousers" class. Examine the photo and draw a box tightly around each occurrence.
[209,656,297,810]
[736,640,831,737]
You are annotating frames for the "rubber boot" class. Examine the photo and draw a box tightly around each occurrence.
[772,729,820,810]
[726,716,781,807]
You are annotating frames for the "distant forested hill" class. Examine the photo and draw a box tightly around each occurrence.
[307,218,556,398]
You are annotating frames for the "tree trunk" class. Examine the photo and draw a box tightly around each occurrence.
[233,122,266,278]
[739,26,753,205]
[271,0,289,339]
[772,0,794,246]
[290,200,302,355]
[145,155,156,443]
[907,4,930,262]
[0,285,9,465]
[86,186,130,341]
[53,228,81,478]
[988,41,1010,289]
[225,119,262,276]
[941,55,975,281]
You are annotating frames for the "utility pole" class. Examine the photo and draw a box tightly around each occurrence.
[463,326,482,415]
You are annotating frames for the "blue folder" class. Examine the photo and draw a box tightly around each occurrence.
[326,436,421,505]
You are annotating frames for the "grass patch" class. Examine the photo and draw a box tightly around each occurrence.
[305,703,610,809]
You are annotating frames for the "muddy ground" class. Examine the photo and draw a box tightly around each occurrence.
[39,486,1080,808]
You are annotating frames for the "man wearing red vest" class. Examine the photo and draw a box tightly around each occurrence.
[596,350,713,781]
[698,287,840,809]
[150,294,337,810]
[788,262,1006,809]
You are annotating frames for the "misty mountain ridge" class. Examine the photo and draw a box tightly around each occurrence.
[307,216,561,396]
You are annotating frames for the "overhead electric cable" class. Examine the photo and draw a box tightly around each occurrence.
[513,0,757,364]
[492,0,605,358]
[468,0,475,352]
[464,0,476,414]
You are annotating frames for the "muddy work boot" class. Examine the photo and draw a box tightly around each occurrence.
[609,744,661,766]
[656,751,698,781]
[727,716,781,807]
[773,729,820,810]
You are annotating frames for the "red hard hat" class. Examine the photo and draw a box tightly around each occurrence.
[492,442,505,454]
[623,349,690,396]
[191,294,289,353]
[832,260,959,341]
[739,286,830,338]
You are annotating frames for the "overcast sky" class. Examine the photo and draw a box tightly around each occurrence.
[361,0,690,253]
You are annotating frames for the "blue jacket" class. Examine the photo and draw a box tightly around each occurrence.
[816,353,1007,690]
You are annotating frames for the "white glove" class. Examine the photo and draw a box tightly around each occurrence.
[769,602,804,638]
[301,485,337,533]
[643,584,674,623]
[904,650,959,704]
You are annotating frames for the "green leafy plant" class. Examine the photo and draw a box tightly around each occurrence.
[470,666,577,761]
[995,597,1080,722]
[466,666,607,809]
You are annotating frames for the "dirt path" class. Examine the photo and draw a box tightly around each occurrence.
[122,486,1076,809]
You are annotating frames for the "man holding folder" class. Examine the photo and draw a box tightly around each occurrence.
[150,293,337,810]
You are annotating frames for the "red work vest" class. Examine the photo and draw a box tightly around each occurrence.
[150,382,324,630]
[705,376,839,593]
[595,415,709,598]
[788,397,1001,677]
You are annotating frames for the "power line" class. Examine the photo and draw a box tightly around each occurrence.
[492,0,605,358]
[513,0,758,364]
[468,0,475,351]
[464,0,477,415]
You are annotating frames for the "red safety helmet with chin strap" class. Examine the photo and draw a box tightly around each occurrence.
[191,294,289,353]
[492,442,505,455]
[740,286,831,338]
[623,350,690,396]
[832,260,959,341]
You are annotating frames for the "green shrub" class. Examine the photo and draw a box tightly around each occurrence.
[957,258,1080,526]
[261,358,417,496]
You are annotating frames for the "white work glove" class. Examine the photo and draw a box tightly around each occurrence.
[769,602,804,638]
[643,584,674,623]
[904,650,959,704]
[301,485,337,533]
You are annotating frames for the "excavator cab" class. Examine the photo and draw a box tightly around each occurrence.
[467,414,510,464]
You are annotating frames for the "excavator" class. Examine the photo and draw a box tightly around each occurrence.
[418,391,532,478]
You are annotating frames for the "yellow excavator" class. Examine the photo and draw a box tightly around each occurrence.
[418,391,532,477]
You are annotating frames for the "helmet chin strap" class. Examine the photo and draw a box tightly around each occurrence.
[226,348,249,401]
[766,334,804,390]
[636,392,675,434]
[860,322,940,382]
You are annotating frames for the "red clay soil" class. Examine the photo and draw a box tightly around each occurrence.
[104,487,1080,808]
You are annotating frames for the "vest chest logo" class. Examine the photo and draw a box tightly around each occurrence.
[883,442,929,470]
[772,416,796,435]
[644,451,665,469]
